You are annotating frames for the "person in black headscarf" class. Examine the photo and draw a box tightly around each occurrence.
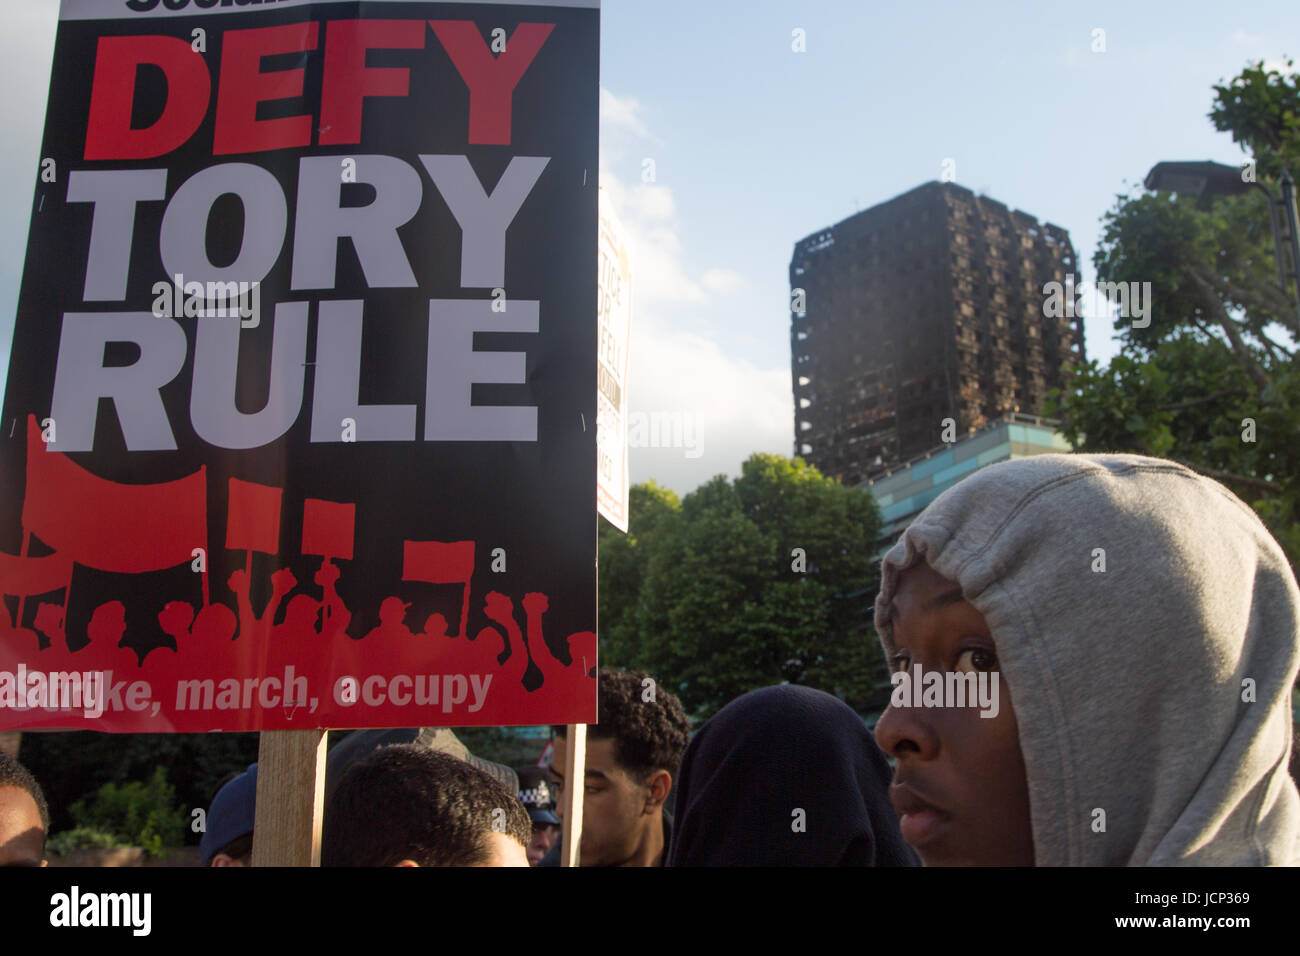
[667,684,917,867]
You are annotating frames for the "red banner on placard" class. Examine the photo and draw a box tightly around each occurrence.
[302,498,355,561]
[23,417,207,574]
[226,479,282,555]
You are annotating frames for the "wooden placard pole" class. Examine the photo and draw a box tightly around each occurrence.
[252,729,328,867]
[560,723,587,867]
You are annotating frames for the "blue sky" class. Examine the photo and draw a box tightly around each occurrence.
[1,0,1295,493]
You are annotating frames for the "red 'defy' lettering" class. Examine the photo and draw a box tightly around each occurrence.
[214,21,319,156]
[319,19,426,146]
[84,35,210,160]
[429,20,554,145]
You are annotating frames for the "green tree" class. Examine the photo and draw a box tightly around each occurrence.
[66,766,188,858]
[1210,58,1300,181]
[1046,58,1300,572]
[20,731,259,839]
[607,454,883,719]
[598,480,681,668]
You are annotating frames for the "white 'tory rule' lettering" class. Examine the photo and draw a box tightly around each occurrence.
[50,155,548,453]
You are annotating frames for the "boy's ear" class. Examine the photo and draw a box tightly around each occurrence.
[644,769,671,812]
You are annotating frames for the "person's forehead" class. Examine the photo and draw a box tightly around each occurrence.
[582,737,629,776]
[890,561,986,643]
[895,560,957,600]
[549,735,629,783]
[889,561,961,613]
[0,785,41,825]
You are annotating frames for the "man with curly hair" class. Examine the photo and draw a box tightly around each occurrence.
[545,667,690,866]
[323,745,532,867]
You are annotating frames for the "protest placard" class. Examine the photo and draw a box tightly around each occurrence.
[596,188,631,533]
[0,0,600,735]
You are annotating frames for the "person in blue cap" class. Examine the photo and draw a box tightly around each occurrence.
[200,764,257,867]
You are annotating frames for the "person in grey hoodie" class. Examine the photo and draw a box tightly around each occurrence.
[872,453,1300,866]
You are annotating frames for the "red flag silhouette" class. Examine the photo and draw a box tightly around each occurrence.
[403,540,475,584]
[21,415,206,572]
[403,540,475,638]
[302,498,355,560]
[0,549,73,596]
[226,478,282,555]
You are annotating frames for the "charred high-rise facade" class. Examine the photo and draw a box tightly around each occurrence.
[790,181,1085,486]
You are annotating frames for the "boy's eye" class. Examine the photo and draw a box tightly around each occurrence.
[956,648,997,673]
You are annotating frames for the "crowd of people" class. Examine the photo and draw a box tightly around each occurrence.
[2,453,1299,866]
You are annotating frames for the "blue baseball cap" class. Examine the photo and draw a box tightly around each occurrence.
[200,763,257,865]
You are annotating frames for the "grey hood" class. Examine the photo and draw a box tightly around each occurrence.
[873,453,1300,865]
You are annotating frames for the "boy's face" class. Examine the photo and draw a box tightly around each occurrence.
[0,786,46,868]
[549,735,655,866]
[874,561,1034,866]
